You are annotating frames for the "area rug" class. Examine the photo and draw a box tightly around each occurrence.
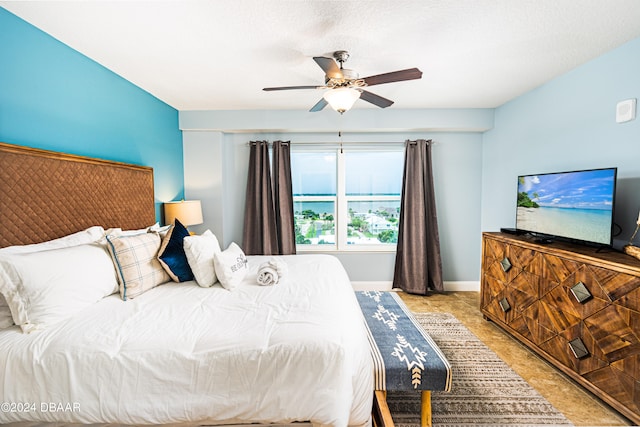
[385,312,573,426]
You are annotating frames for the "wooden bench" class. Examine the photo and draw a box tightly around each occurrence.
[355,291,452,427]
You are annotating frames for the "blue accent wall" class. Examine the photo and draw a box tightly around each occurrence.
[0,7,184,220]
[482,37,640,248]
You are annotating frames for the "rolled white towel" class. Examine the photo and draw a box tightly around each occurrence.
[267,257,288,279]
[257,266,279,286]
[256,257,288,286]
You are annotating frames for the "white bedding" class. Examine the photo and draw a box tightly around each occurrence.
[0,254,373,427]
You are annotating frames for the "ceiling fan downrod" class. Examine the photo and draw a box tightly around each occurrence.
[333,50,350,69]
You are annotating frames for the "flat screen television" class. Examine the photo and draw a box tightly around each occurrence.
[516,167,617,246]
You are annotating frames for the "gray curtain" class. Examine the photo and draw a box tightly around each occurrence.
[242,140,296,256]
[393,139,444,294]
[242,141,278,255]
[272,141,296,255]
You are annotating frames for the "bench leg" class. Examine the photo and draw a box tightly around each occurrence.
[421,391,432,427]
[372,391,394,427]
[372,390,432,427]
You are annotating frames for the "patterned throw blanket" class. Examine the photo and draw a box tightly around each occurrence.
[356,291,452,392]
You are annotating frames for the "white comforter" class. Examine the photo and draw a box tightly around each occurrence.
[0,254,373,427]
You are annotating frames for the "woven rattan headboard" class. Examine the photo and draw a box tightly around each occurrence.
[0,142,156,248]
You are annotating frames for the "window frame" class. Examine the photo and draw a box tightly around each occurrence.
[292,145,403,253]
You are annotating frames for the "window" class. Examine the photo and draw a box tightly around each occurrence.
[291,152,337,246]
[291,147,404,251]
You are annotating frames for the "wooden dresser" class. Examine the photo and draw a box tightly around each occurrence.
[480,232,640,424]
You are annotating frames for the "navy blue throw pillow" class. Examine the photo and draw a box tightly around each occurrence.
[158,218,194,282]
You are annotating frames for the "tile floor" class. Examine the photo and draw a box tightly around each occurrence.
[397,291,633,426]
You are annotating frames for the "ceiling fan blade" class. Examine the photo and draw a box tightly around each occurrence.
[362,68,422,86]
[313,56,343,79]
[359,90,394,108]
[309,98,328,112]
[263,85,320,91]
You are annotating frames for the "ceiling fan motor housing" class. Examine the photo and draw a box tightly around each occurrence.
[325,68,359,85]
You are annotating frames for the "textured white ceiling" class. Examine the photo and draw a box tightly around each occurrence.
[3,0,640,111]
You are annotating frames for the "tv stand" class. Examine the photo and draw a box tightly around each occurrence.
[481,232,640,424]
[533,237,554,244]
[499,227,522,235]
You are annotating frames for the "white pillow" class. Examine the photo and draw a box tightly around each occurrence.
[0,225,105,329]
[105,223,171,238]
[147,222,172,237]
[213,242,248,290]
[0,244,119,333]
[0,226,105,255]
[0,295,12,329]
[183,230,222,288]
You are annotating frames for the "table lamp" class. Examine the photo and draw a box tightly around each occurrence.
[163,200,203,228]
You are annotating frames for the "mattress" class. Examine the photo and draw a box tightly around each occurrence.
[0,254,373,427]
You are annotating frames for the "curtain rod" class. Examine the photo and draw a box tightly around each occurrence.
[247,140,435,146]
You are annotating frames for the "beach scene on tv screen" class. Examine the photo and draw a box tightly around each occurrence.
[516,169,615,244]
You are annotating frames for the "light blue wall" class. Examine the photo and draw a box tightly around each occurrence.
[0,7,184,220]
[482,37,640,249]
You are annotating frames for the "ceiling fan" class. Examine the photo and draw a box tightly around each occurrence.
[263,50,422,114]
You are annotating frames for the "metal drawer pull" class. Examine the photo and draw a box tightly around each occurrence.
[499,298,511,312]
[500,257,512,272]
[570,282,592,304]
[568,338,590,359]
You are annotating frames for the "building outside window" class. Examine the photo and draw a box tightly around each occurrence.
[291,147,403,251]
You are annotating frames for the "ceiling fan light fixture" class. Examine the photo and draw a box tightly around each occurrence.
[323,87,360,114]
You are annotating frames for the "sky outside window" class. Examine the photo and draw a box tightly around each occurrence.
[291,152,336,196]
[345,151,403,196]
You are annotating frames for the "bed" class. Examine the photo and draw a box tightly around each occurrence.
[0,142,373,426]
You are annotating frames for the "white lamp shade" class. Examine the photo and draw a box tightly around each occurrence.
[323,88,361,113]
[164,200,203,226]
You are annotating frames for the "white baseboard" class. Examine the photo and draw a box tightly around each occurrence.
[443,281,480,292]
[351,281,480,292]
